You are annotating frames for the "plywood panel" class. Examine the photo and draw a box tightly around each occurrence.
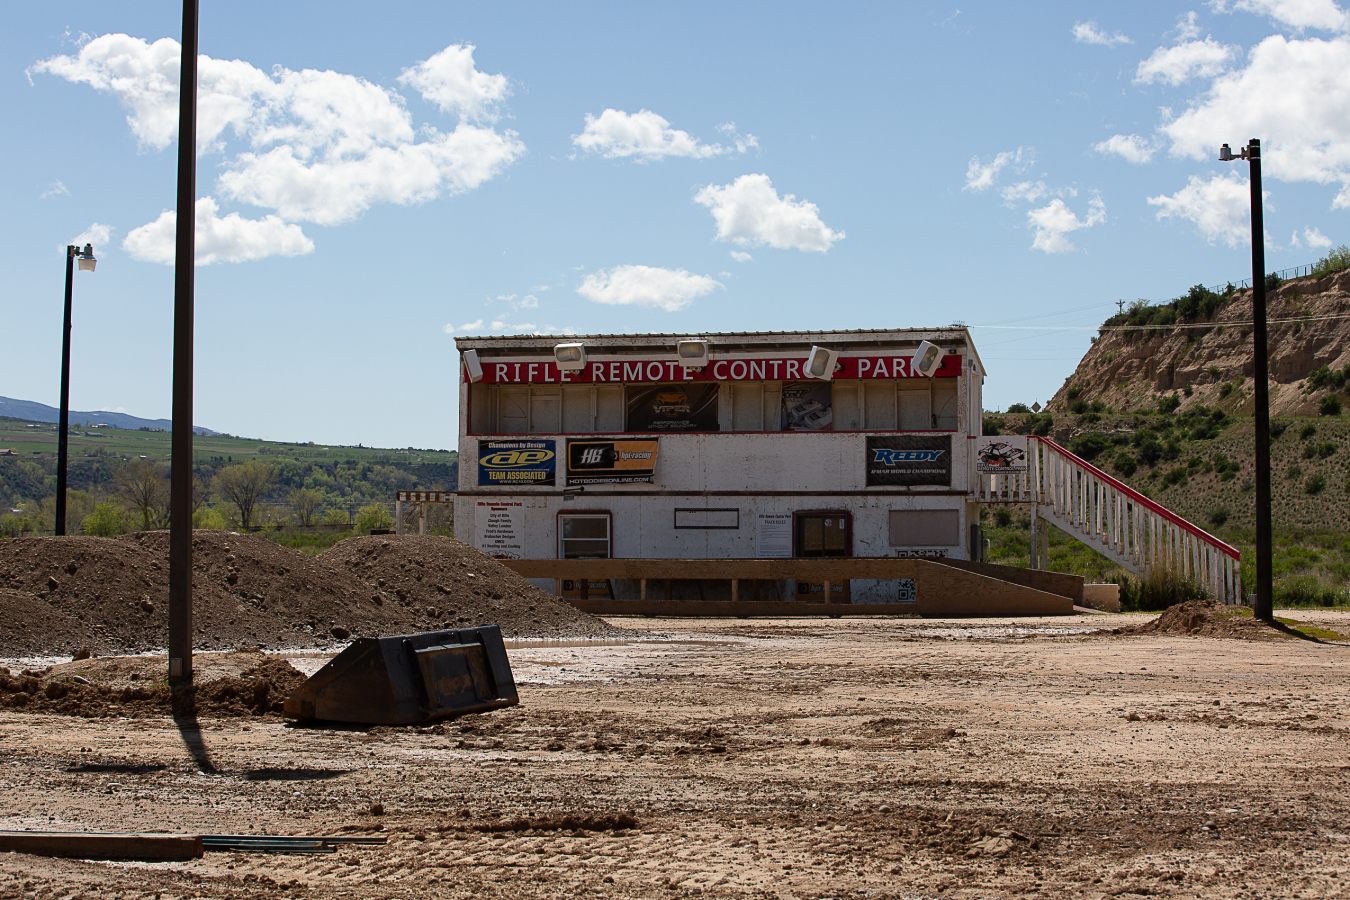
[932,378,959,430]
[561,385,592,433]
[863,381,896,430]
[731,382,764,431]
[529,388,561,434]
[898,382,930,430]
[596,385,625,432]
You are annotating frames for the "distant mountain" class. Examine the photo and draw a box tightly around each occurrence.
[0,397,216,436]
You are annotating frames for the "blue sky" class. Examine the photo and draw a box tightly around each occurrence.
[4,1,1348,448]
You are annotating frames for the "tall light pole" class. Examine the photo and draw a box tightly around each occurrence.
[169,0,199,689]
[1219,139,1272,621]
[55,243,97,536]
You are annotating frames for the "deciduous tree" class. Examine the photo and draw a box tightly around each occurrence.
[114,459,169,530]
[288,487,322,527]
[212,460,278,530]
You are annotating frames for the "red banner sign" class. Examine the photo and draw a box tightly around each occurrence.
[467,354,962,385]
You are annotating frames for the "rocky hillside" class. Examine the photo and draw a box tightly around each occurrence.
[1049,269,1350,416]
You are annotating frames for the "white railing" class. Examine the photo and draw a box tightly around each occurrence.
[973,436,1241,603]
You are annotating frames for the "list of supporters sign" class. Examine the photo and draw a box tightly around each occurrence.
[467,354,963,384]
[865,435,952,487]
[566,439,659,485]
[477,439,556,487]
[474,501,523,559]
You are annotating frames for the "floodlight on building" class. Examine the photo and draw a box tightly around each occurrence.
[554,342,587,371]
[463,349,484,383]
[803,346,839,380]
[912,340,942,377]
[675,339,710,369]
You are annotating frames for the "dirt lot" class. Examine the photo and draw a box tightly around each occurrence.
[1,611,1348,899]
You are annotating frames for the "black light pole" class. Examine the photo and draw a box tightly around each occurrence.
[1219,139,1272,621]
[55,243,97,536]
[169,0,199,687]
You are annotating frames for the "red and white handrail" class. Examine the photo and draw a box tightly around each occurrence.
[973,435,1241,603]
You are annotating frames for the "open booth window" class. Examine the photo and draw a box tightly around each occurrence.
[558,512,612,559]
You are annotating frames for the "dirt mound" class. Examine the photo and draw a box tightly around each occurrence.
[1116,600,1278,639]
[0,588,88,656]
[0,653,305,718]
[319,535,625,639]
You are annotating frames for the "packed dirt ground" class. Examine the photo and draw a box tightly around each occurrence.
[2,608,1348,899]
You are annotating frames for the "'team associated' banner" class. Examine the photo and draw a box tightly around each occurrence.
[467,354,963,384]
[566,439,659,485]
[478,439,556,487]
[865,435,952,487]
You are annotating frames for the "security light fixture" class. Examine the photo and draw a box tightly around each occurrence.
[463,349,484,383]
[803,345,839,380]
[675,339,710,369]
[554,342,587,371]
[76,244,97,272]
[912,340,942,377]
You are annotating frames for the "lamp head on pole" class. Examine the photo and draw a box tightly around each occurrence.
[77,243,97,273]
[1218,143,1234,161]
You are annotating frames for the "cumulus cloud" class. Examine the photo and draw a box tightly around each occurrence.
[1136,37,1238,84]
[71,222,113,250]
[443,318,575,336]
[694,174,844,252]
[729,250,754,263]
[1209,0,1350,32]
[576,265,722,312]
[29,34,524,246]
[1147,171,1259,246]
[1176,11,1205,41]
[963,148,1025,192]
[1160,34,1350,206]
[1027,195,1107,254]
[1072,21,1133,46]
[122,196,314,265]
[42,180,70,198]
[1000,181,1068,205]
[572,108,755,161]
[1093,134,1157,164]
[1304,226,1335,247]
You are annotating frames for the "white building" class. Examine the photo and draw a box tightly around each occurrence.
[454,329,988,604]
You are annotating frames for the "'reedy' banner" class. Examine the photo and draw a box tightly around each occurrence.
[866,435,952,486]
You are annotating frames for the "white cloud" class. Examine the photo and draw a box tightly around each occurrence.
[1027,195,1107,254]
[716,122,760,154]
[1176,11,1205,41]
[1072,21,1133,46]
[963,148,1025,192]
[1209,0,1350,32]
[1136,38,1237,84]
[396,44,510,120]
[1160,34,1350,206]
[1305,225,1335,247]
[122,196,314,265]
[514,294,539,310]
[694,174,844,252]
[1093,133,1157,164]
[41,180,70,198]
[446,319,483,333]
[576,265,722,312]
[729,250,754,263]
[1147,171,1259,246]
[30,34,525,240]
[572,108,754,161]
[1000,181,1063,205]
[72,222,113,250]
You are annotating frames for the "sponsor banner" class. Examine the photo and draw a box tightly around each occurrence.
[755,512,793,558]
[478,439,556,487]
[780,381,833,432]
[566,439,659,485]
[866,435,952,486]
[395,491,454,503]
[474,500,523,559]
[625,384,720,432]
[469,354,963,384]
[973,435,1028,475]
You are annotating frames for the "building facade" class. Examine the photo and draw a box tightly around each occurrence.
[454,329,988,603]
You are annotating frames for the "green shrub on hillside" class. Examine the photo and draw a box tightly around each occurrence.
[1158,393,1181,414]
[1311,244,1350,278]
[1113,451,1137,476]
[1306,364,1347,392]
[1299,423,1317,440]
[1006,403,1031,413]
[1069,432,1112,461]
[1320,395,1342,416]
[1306,473,1327,495]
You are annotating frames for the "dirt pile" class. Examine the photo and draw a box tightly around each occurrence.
[1116,600,1277,639]
[0,653,305,718]
[0,531,623,657]
[319,535,625,639]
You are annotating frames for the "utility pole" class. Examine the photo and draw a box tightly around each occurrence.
[1219,139,1272,621]
[169,0,199,689]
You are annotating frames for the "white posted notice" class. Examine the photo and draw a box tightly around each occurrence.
[755,512,792,558]
[475,501,524,559]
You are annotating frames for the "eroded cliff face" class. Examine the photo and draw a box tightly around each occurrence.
[1049,270,1350,416]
